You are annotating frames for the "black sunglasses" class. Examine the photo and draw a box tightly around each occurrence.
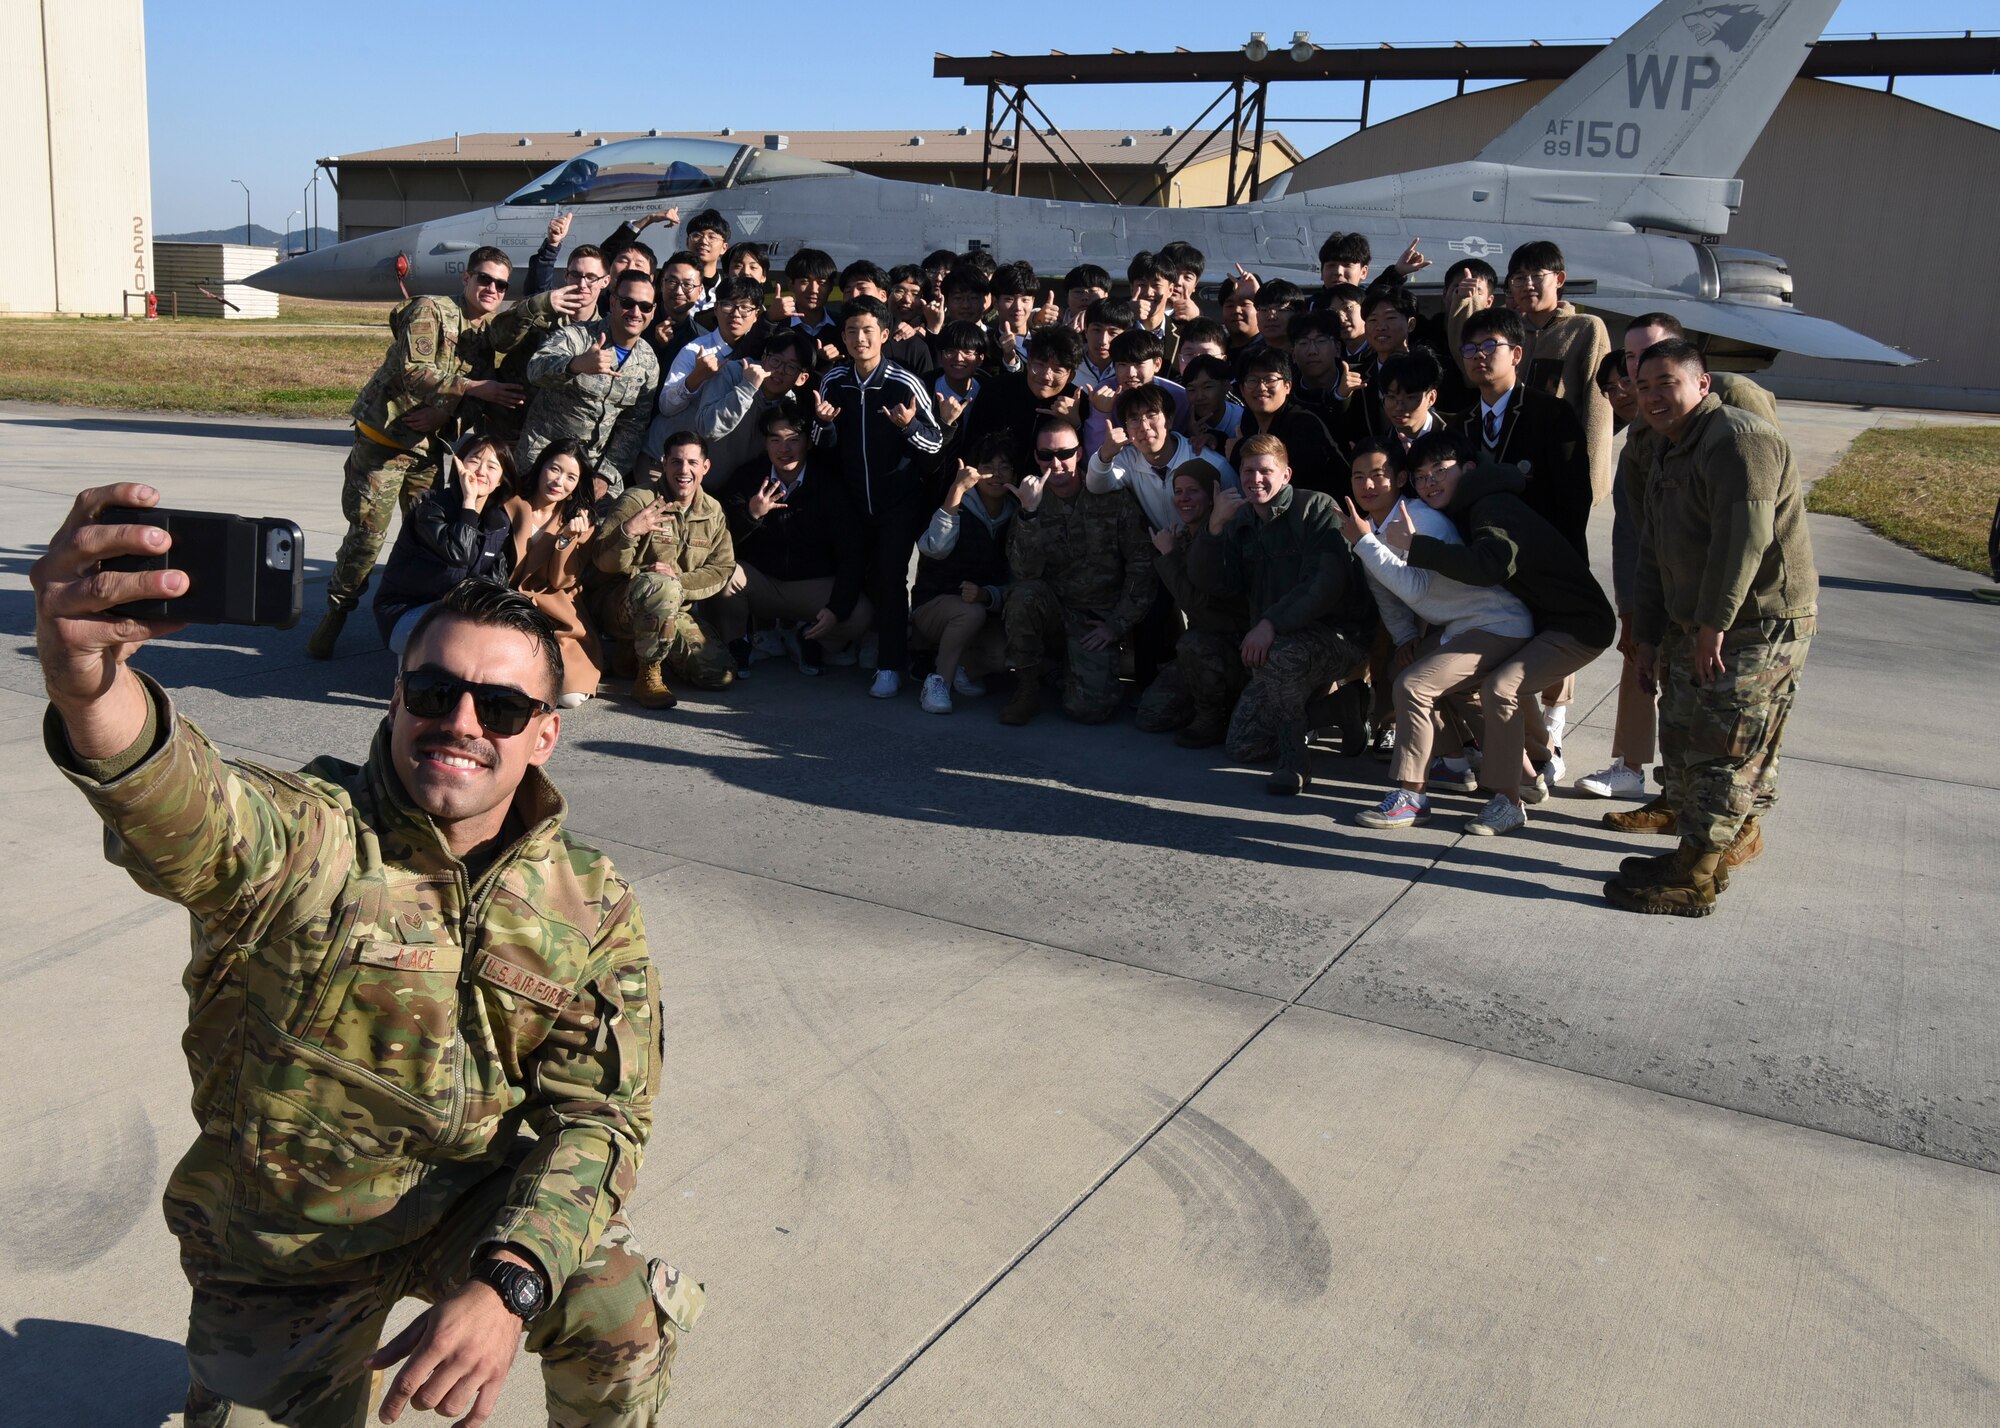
[1036,445,1081,461]
[469,272,510,289]
[618,297,657,313]
[399,669,552,736]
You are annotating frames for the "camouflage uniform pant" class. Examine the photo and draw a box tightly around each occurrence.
[326,436,440,612]
[181,1161,702,1427]
[1657,616,1812,852]
[1226,626,1370,762]
[1134,629,1244,733]
[590,572,735,690]
[1002,580,1122,724]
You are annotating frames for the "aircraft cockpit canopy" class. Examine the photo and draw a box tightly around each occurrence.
[506,137,847,206]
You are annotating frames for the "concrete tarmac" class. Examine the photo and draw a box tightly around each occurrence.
[0,399,1995,1425]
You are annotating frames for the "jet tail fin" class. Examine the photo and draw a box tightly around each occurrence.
[1475,0,1838,178]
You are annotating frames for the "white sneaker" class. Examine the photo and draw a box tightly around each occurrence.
[751,628,787,661]
[1467,793,1527,836]
[869,669,902,699]
[558,692,590,709]
[1577,758,1647,798]
[858,632,880,670]
[952,668,986,697]
[920,673,953,714]
[1543,747,1567,784]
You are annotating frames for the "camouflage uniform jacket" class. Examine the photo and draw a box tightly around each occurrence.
[519,321,662,491]
[47,680,659,1289]
[1007,485,1159,637]
[351,291,562,446]
[1612,372,1777,613]
[1636,392,1817,643]
[587,486,736,601]
[1188,484,1375,638]
[1155,526,1249,639]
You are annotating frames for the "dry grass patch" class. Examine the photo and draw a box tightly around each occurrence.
[1808,425,2000,574]
[0,315,388,418]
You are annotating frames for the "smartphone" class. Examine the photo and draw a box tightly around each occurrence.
[101,506,305,629]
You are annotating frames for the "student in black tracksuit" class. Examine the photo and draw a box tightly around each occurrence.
[812,295,945,697]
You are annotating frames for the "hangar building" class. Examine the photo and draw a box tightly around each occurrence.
[0,0,153,317]
[1287,77,2000,411]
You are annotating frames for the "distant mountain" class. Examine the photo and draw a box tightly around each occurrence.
[158,224,338,251]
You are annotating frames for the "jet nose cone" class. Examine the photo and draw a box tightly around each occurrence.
[244,236,408,301]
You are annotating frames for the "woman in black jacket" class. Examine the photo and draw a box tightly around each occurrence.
[373,432,517,652]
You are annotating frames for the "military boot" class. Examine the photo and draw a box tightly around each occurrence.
[1604,845,1722,917]
[1000,666,1042,726]
[1305,683,1369,757]
[1722,815,1764,870]
[304,606,347,660]
[631,662,678,710]
[1618,838,1731,893]
[1175,711,1227,749]
[1604,795,1677,835]
[1265,720,1313,797]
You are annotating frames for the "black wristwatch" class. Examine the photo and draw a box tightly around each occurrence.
[472,1255,548,1320]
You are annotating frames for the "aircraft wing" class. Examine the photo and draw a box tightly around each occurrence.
[1587,292,1918,366]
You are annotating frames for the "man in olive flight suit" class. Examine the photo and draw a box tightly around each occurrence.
[34,498,702,1426]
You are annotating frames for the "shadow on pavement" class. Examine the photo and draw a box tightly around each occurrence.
[0,1319,186,1425]
[5,414,349,447]
[1819,573,1987,602]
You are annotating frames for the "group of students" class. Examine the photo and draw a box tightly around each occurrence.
[312,210,1817,917]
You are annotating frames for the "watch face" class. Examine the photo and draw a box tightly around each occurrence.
[511,1277,542,1313]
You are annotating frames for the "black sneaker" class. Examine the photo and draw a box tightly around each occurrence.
[727,638,753,678]
[794,625,824,676]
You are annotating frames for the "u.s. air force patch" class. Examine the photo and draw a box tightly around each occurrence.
[476,952,573,1010]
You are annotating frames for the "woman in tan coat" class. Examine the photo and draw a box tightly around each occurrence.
[504,438,603,706]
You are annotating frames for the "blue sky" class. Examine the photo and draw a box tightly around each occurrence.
[147,0,1998,234]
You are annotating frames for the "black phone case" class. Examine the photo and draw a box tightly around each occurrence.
[102,507,305,629]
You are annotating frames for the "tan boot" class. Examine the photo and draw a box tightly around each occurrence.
[1000,666,1042,726]
[631,662,678,710]
[304,606,347,660]
[1722,816,1764,869]
[1174,712,1227,749]
[1604,795,1676,835]
[1604,845,1723,917]
[1618,838,1731,893]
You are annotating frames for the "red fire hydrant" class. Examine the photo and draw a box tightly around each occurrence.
[145,290,158,320]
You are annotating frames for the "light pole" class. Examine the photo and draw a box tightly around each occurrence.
[232,179,251,245]
[284,209,302,256]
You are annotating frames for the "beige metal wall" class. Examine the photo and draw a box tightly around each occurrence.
[1288,78,2000,411]
[0,0,153,316]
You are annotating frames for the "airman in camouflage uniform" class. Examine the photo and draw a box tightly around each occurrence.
[518,270,665,501]
[1000,471,1158,725]
[308,248,571,658]
[587,447,737,708]
[1134,515,1250,747]
[1189,438,1376,794]
[1611,343,1817,917]
[31,528,701,1427]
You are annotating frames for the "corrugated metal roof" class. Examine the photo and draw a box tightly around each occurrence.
[325,128,1301,169]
